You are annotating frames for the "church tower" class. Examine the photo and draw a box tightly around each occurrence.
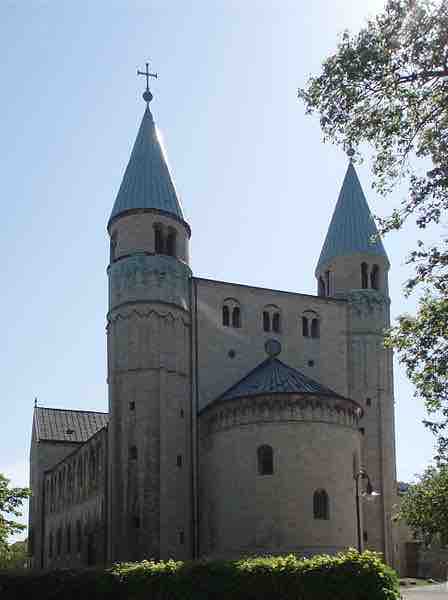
[106,69,192,562]
[315,154,397,566]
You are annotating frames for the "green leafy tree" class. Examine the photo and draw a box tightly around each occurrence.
[0,540,28,570]
[0,474,30,562]
[397,465,448,543]
[298,0,448,459]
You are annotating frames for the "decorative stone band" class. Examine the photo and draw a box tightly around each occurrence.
[106,305,191,329]
[200,393,362,439]
[108,253,191,312]
[346,289,390,317]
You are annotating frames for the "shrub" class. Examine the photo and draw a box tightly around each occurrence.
[0,549,400,600]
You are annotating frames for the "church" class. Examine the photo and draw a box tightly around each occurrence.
[28,72,398,570]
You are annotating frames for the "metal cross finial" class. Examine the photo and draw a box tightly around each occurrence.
[137,62,158,104]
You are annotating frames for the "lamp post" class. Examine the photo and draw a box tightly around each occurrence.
[354,469,380,553]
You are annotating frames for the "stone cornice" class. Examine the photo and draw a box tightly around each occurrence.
[200,393,362,438]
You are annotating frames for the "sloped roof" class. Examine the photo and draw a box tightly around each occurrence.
[316,161,389,273]
[109,106,184,226]
[216,357,344,404]
[34,407,108,443]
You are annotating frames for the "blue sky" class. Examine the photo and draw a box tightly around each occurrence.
[1,1,437,538]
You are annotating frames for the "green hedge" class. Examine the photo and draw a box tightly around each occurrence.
[0,549,400,600]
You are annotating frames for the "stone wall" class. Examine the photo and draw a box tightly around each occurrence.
[199,392,362,559]
[28,430,80,569]
[42,427,107,568]
[193,277,349,411]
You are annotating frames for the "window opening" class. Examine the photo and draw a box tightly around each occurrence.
[361,263,369,289]
[302,316,309,337]
[166,229,177,257]
[313,489,329,520]
[371,264,379,290]
[272,312,281,333]
[263,311,270,332]
[222,305,230,327]
[311,318,320,338]
[257,445,274,475]
[318,277,326,297]
[232,306,241,328]
[129,446,138,460]
[154,225,164,254]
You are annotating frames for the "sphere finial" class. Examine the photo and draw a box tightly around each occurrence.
[347,147,355,160]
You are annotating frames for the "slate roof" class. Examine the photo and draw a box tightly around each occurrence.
[109,106,185,226]
[34,407,108,443]
[316,161,389,273]
[215,357,345,404]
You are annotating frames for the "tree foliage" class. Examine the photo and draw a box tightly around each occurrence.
[397,465,448,543]
[298,0,448,458]
[0,540,27,570]
[0,474,30,560]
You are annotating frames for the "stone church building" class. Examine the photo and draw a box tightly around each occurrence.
[28,82,398,570]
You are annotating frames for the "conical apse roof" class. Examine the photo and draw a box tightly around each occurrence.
[316,162,388,273]
[109,106,184,226]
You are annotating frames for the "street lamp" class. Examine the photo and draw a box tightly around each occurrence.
[354,469,380,553]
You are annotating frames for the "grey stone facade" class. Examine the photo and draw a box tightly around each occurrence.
[28,99,399,571]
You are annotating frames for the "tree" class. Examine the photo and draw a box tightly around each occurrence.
[298,0,448,459]
[0,474,30,561]
[0,540,28,570]
[397,465,448,544]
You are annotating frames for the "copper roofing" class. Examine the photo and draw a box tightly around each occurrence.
[109,106,184,226]
[214,357,345,405]
[34,407,108,443]
[316,161,389,273]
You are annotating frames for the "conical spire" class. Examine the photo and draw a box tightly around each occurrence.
[109,105,184,226]
[316,160,388,273]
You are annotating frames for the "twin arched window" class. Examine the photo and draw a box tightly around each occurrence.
[313,489,329,520]
[154,223,177,257]
[257,445,274,475]
[263,305,281,333]
[302,313,320,338]
[361,263,380,290]
[222,299,241,328]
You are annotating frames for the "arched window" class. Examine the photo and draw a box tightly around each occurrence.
[263,305,280,333]
[110,231,118,262]
[361,263,369,289]
[302,316,309,337]
[56,527,62,556]
[76,520,82,553]
[129,445,138,460]
[222,299,241,328]
[166,228,177,257]
[272,312,281,333]
[263,311,270,332]
[370,264,379,290]
[49,532,53,559]
[325,270,331,296]
[232,306,241,328]
[257,445,274,475]
[313,489,329,520]
[66,523,71,554]
[154,224,164,254]
[311,318,320,338]
[318,277,326,297]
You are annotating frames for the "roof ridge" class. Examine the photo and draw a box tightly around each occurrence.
[36,406,108,415]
